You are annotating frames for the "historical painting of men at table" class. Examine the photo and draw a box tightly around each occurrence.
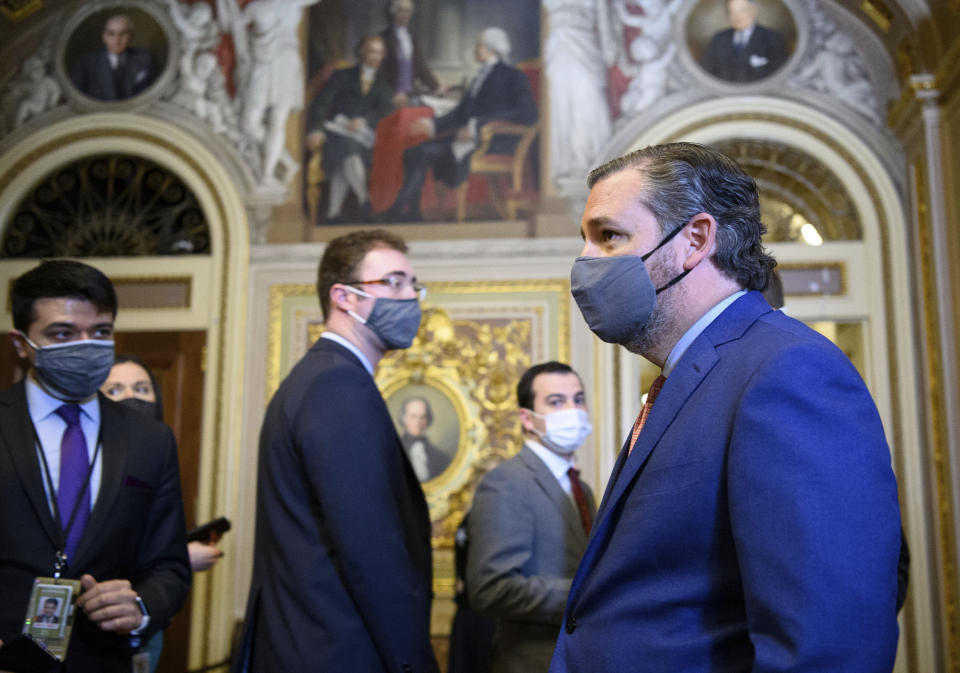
[688,0,796,84]
[65,6,168,102]
[303,0,541,226]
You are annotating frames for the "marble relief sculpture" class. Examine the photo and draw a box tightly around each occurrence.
[10,55,62,126]
[790,0,881,123]
[543,0,615,184]
[612,0,679,116]
[224,0,321,186]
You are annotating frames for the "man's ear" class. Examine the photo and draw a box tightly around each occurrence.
[518,408,536,435]
[329,283,356,314]
[681,212,718,270]
[8,330,29,360]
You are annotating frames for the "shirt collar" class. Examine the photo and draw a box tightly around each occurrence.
[525,439,575,480]
[25,374,101,425]
[662,290,746,377]
[320,332,374,376]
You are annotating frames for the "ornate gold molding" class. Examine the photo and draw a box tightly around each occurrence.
[914,159,960,671]
[859,0,892,32]
[0,0,42,23]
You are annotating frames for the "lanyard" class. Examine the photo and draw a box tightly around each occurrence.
[30,419,103,578]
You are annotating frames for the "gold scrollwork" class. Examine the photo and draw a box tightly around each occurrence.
[376,304,535,549]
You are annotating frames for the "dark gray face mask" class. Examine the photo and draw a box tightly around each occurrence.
[22,336,115,401]
[347,288,423,350]
[571,222,691,344]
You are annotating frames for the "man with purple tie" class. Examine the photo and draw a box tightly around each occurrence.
[0,260,190,672]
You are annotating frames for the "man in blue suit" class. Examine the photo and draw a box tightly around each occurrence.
[553,142,902,672]
[235,229,438,672]
[380,26,537,222]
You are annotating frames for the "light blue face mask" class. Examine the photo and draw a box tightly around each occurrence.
[570,222,691,344]
[21,335,115,401]
[345,287,423,350]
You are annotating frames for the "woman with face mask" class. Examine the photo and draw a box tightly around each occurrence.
[100,354,223,672]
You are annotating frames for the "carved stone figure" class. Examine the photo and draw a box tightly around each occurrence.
[791,28,880,122]
[619,37,675,115]
[543,0,614,183]
[12,55,62,126]
[226,0,322,185]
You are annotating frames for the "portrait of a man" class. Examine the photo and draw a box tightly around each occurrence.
[33,598,61,629]
[698,0,789,83]
[399,397,453,482]
[70,12,159,101]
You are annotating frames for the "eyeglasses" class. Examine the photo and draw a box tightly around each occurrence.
[352,276,427,299]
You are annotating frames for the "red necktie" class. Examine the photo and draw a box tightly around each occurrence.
[567,467,592,535]
[56,404,90,561]
[627,375,666,456]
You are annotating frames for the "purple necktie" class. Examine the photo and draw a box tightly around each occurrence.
[56,404,90,561]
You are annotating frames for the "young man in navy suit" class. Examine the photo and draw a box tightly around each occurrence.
[0,260,190,671]
[237,230,438,673]
[551,143,902,672]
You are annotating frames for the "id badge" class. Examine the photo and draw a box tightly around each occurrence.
[22,576,82,662]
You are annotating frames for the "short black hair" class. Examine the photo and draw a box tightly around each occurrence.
[11,259,118,333]
[113,353,165,421]
[517,361,576,410]
[43,598,58,607]
[316,229,408,320]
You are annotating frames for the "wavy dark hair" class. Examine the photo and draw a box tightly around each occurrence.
[588,142,776,291]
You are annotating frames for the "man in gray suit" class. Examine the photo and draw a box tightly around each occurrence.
[467,361,596,673]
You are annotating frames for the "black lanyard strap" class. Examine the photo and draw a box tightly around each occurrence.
[31,417,103,572]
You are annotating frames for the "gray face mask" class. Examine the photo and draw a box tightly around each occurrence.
[21,336,115,401]
[346,288,423,350]
[571,222,691,344]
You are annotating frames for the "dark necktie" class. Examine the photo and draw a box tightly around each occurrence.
[56,404,90,561]
[567,467,592,535]
[628,374,666,456]
[113,55,126,98]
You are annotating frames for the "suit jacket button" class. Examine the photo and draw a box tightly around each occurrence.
[565,615,577,633]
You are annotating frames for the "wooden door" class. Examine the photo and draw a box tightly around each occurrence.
[113,331,206,673]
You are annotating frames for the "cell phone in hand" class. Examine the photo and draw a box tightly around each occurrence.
[186,516,231,543]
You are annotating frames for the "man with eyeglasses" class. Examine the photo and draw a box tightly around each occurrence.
[235,230,438,673]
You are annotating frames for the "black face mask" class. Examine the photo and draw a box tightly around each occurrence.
[118,397,159,420]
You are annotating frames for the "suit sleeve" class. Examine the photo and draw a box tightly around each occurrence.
[131,424,192,635]
[727,342,901,672]
[466,467,571,623]
[292,369,438,673]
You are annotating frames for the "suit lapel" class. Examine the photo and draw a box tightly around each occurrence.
[74,396,126,565]
[519,446,586,545]
[572,292,772,599]
[0,382,60,546]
